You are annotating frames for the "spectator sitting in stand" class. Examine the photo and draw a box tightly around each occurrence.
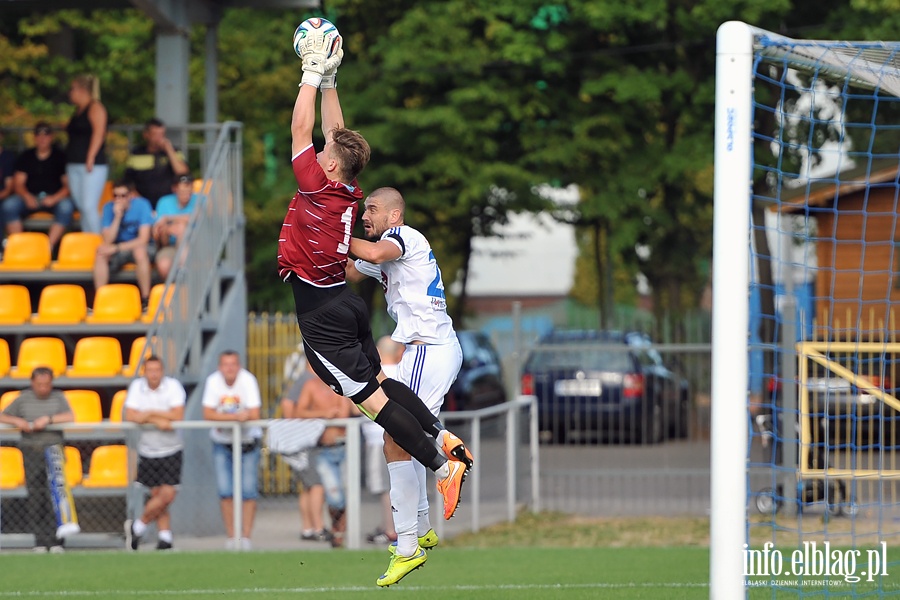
[93,179,154,308]
[152,173,198,280]
[124,118,189,210]
[1,122,75,251]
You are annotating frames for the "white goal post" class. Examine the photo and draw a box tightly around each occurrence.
[712,20,900,599]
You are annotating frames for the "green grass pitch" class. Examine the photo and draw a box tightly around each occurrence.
[3,546,897,598]
[0,547,711,599]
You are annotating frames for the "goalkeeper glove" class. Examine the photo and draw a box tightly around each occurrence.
[320,37,343,89]
[299,33,328,88]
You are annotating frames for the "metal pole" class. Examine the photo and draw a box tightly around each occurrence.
[506,404,517,522]
[780,214,799,515]
[470,416,481,533]
[231,424,243,550]
[344,419,362,550]
[530,396,540,513]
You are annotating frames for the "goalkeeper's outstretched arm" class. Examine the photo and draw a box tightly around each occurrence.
[291,85,317,156]
[321,88,344,143]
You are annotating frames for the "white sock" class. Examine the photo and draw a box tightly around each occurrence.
[436,429,450,458]
[158,529,173,543]
[388,460,418,557]
[132,519,147,536]
[414,460,432,536]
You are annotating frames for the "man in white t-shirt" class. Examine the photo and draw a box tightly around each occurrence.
[123,355,186,551]
[200,350,262,550]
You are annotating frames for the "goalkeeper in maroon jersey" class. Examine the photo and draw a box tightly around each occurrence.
[279,27,473,583]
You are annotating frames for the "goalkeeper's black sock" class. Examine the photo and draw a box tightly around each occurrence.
[374,400,444,471]
[380,378,444,438]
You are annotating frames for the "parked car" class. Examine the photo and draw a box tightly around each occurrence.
[443,330,508,411]
[520,330,690,444]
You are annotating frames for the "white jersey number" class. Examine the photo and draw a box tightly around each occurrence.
[337,207,353,254]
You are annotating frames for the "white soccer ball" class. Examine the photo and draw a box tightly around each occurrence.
[293,17,340,59]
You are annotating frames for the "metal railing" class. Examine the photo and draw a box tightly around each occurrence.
[0,397,537,550]
[143,122,244,378]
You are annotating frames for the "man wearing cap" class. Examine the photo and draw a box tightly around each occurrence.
[1,122,75,250]
[152,173,199,281]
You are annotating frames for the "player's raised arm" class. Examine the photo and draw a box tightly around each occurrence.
[319,31,344,141]
[291,84,318,157]
[321,88,344,143]
[291,27,334,156]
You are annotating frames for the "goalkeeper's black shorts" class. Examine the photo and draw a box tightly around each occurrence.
[291,278,382,404]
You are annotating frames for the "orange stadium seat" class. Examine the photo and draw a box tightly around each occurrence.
[109,390,127,422]
[142,284,175,323]
[0,448,25,489]
[63,390,103,423]
[0,232,51,271]
[87,284,142,324]
[10,337,67,378]
[0,390,20,412]
[51,232,103,271]
[67,337,122,378]
[0,285,32,324]
[64,446,83,487]
[0,339,10,378]
[123,337,154,377]
[81,445,128,488]
[31,284,87,325]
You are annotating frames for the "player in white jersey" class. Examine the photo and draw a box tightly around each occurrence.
[347,187,464,576]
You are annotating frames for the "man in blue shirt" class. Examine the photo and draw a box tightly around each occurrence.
[152,173,198,281]
[93,179,154,308]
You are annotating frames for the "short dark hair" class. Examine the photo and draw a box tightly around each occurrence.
[30,366,53,380]
[330,128,371,182]
[219,350,240,360]
[145,118,165,130]
[33,121,53,135]
[113,178,135,192]
[145,355,164,369]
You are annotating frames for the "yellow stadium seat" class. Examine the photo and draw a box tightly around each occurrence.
[193,179,212,194]
[67,337,122,378]
[63,390,103,423]
[81,445,128,488]
[31,284,87,325]
[10,337,67,378]
[0,447,25,489]
[1,390,20,412]
[0,232,51,271]
[0,285,32,324]
[142,284,175,323]
[64,446,83,487]
[0,339,10,378]
[86,284,142,324]
[122,337,152,377]
[109,390,127,422]
[51,232,103,271]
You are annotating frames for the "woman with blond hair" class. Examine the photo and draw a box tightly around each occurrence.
[66,74,108,233]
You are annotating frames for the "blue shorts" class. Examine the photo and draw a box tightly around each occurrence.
[212,441,260,500]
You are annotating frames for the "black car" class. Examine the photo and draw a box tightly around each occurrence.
[443,330,507,412]
[521,330,690,444]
